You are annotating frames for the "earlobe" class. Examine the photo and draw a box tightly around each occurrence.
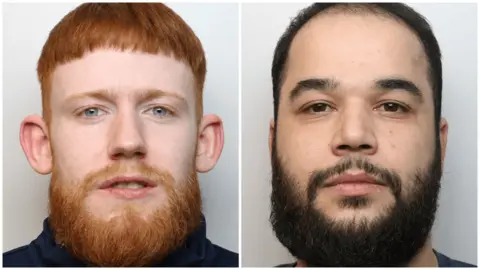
[439,117,449,167]
[20,115,53,175]
[195,114,224,173]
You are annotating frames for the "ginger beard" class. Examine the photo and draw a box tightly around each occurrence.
[48,160,202,267]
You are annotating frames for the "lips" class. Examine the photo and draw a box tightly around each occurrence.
[324,173,382,188]
[321,173,387,197]
[97,176,157,200]
[98,176,157,190]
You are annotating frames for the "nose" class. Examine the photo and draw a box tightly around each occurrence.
[330,107,378,156]
[108,111,147,161]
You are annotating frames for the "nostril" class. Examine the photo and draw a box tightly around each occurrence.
[133,152,146,159]
[338,145,350,150]
[336,144,372,151]
[359,144,371,149]
[110,150,146,160]
[111,152,123,160]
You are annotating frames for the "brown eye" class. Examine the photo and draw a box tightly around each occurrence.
[306,103,333,113]
[379,102,409,113]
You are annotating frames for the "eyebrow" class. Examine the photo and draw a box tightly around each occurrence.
[289,78,339,102]
[375,79,423,102]
[289,78,424,103]
[64,88,187,105]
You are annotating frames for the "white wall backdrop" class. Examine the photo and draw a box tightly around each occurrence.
[3,2,239,253]
[241,3,477,267]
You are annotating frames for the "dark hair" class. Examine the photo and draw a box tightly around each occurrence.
[271,3,442,131]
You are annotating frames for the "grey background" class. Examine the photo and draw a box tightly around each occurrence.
[3,2,239,253]
[242,3,477,267]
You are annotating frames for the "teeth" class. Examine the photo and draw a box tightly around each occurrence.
[111,182,146,189]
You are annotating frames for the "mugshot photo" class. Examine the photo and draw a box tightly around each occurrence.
[242,2,477,267]
[3,2,238,267]
[2,1,478,268]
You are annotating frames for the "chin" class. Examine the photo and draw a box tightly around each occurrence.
[322,198,396,223]
[330,209,381,225]
[86,202,151,223]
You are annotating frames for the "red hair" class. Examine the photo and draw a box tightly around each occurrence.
[37,3,206,124]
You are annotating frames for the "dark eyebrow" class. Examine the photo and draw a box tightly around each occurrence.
[289,78,338,102]
[375,79,424,102]
[289,78,424,103]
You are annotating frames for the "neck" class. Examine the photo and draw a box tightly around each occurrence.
[296,238,438,267]
[407,238,438,267]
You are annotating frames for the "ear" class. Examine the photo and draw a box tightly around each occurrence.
[269,119,275,158]
[195,114,224,173]
[19,115,52,174]
[439,117,449,168]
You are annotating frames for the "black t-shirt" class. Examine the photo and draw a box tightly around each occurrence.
[276,250,475,267]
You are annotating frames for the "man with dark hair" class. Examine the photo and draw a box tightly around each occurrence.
[269,3,474,267]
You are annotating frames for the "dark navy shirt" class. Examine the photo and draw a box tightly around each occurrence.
[276,250,475,267]
[435,251,476,268]
[3,217,238,267]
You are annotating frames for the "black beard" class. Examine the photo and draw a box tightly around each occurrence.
[270,135,442,267]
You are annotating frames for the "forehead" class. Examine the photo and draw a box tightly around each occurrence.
[50,49,195,102]
[284,11,430,95]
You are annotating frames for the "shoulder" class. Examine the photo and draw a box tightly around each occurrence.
[435,251,476,267]
[209,244,239,267]
[3,245,39,267]
[276,262,296,267]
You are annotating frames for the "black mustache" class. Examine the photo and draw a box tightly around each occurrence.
[307,158,402,202]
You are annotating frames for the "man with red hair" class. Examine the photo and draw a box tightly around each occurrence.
[3,3,237,267]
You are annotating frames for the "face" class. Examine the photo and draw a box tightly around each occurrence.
[270,12,447,266]
[50,49,198,214]
[21,48,223,266]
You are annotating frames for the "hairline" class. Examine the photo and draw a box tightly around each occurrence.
[279,5,431,97]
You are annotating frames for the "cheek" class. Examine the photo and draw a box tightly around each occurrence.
[276,121,333,187]
[50,125,106,184]
[377,125,435,186]
[144,121,197,182]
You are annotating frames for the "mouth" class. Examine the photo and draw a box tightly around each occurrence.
[323,172,386,196]
[98,176,157,199]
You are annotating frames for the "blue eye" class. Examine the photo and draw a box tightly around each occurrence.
[83,107,101,117]
[151,106,169,117]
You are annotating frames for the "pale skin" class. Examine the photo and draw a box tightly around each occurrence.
[269,12,448,267]
[20,49,224,221]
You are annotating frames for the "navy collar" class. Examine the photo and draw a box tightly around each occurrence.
[35,216,214,267]
[276,250,475,267]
